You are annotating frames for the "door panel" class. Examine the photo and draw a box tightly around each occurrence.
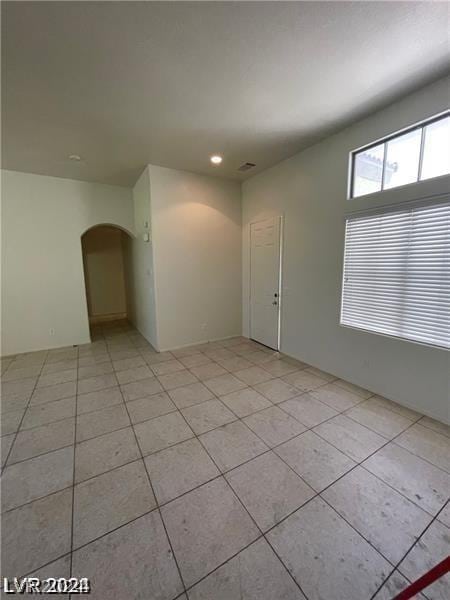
[250,216,281,350]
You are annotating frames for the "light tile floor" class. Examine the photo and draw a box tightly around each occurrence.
[1,320,449,600]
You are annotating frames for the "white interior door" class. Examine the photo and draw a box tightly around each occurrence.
[250,216,281,350]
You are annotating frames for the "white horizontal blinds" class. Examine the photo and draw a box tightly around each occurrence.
[341,202,450,349]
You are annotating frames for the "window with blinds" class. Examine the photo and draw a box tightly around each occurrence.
[340,202,450,349]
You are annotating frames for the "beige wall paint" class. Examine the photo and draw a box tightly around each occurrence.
[1,165,242,355]
[1,170,133,355]
[149,165,242,350]
[123,167,159,349]
[242,76,450,423]
[82,226,128,321]
[3,76,447,425]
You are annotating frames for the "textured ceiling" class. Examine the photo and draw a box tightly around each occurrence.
[2,1,449,186]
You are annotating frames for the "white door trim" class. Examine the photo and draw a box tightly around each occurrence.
[248,215,283,351]
[277,214,284,351]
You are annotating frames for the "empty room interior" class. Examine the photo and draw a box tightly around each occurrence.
[1,2,449,599]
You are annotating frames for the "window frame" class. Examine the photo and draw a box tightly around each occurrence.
[348,110,450,199]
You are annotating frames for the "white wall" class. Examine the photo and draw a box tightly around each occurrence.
[1,165,242,355]
[123,167,159,349]
[149,165,242,350]
[82,226,127,321]
[242,76,450,423]
[1,170,133,355]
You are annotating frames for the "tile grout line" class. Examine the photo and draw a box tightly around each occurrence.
[103,331,189,599]
[2,389,444,523]
[323,415,449,597]
[1,347,74,583]
[3,324,448,596]
[3,361,445,522]
[69,344,80,580]
[144,365,272,593]
[1,349,50,474]
[215,394,448,590]
[0,340,376,418]
[144,364,311,599]
[242,410,447,599]
[4,418,441,550]
[141,356,378,598]
[60,332,449,594]
[311,413,449,476]
[217,388,404,582]
[1,356,428,438]
[133,338,443,443]
[246,381,449,493]
[2,389,77,414]
[219,461,312,600]
[368,498,450,600]
[127,350,312,599]
[10,398,77,434]
[2,440,76,470]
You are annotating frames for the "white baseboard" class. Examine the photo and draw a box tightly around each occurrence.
[158,333,244,353]
[89,312,127,325]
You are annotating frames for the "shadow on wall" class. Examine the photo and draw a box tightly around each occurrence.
[81,224,133,325]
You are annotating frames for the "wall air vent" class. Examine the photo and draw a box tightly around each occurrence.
[238,162,256,172]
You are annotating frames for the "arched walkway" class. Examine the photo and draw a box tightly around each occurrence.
[81,224,133,328]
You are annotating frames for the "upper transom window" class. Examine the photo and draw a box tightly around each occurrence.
[350,112,449,198]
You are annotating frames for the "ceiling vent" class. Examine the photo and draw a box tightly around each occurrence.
[238,162,256,172]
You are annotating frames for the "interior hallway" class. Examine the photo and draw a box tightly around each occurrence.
[1,320,449,599]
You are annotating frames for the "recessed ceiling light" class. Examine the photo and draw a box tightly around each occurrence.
[69,154,81,161]
[210,155,222,165]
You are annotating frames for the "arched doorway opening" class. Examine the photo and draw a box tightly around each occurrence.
[81,225,133,331]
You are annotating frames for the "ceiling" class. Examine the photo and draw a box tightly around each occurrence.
[2,1,449,187]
